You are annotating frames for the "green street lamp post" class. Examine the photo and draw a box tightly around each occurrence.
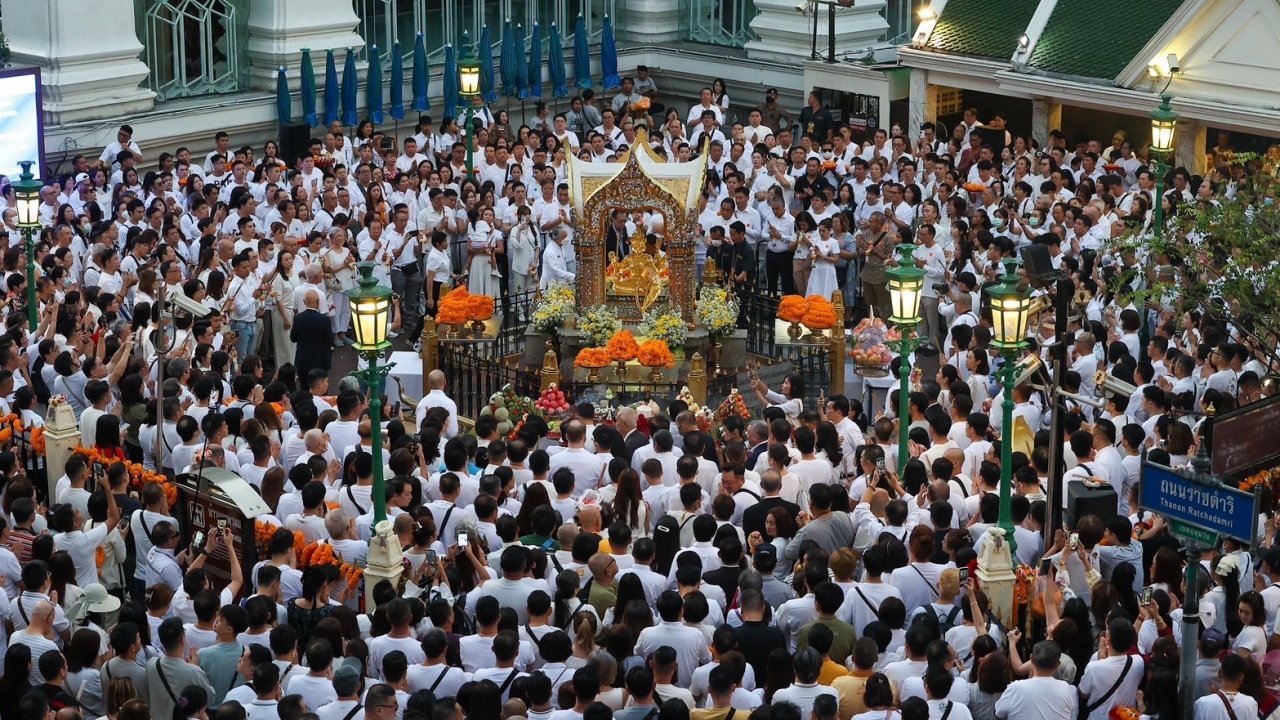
[346,262,395,524]
[1149,96,1178,241]
[885,243,927,470]
[985,257,1032,554]
[458,33,482,180]
[12,161,41,331]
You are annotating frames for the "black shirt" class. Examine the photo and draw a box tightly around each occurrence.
[734,620,787,682]
[798,105,835,141]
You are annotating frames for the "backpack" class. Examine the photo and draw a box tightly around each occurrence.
[927,604,962,635]
[30,360,50,405]
[452,593,475,636]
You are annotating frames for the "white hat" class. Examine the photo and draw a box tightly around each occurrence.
[74,172,89,185]
[82,583,121,615]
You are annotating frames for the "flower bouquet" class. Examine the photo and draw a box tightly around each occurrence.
[579,305,622,347]
[531,282,575,335]
[777,295,809,340]
[802,294,837,336]
[962,182,987,194]
[640,306,688,349]
[849,317,893,377]
[638,339,675,381]
[697,285,739,338]
[468,294,495,323]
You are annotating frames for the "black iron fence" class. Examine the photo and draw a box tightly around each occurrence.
[438,343,542,421]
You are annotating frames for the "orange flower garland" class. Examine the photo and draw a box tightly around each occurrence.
[777,295,808,323]
[637,339,675,369]
[467,294,495,321]
[575,347,611,368]
[30,427,45,454]
[74,447,178,506]
[299,539,364,591]
[436,287,472,325]
[802,295,837,329]
[607,330,640,362]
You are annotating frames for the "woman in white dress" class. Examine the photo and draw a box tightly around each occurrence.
[466,208,504,297]
[326,226,358,346]
[270,249,300,365]
[806,219,840,302]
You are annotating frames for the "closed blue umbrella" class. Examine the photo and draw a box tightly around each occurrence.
[500,20,517,97]
[366,45,384,125]
[442,44,458,121]
[412,33,430,112]
[549,23,569,98]
[390,42,405,120]
[573,15,591,90]
[527,23,543,99]
[514,24,529,100]
[275,67,292,125]
[341,48,359,126]
[300,49,317,127]
[324,50,340,125]
[479,25,498,104]
[601,15,620,90]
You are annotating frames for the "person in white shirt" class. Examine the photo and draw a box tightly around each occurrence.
[994,640,1078,720]
[634,592,713,688]
[415,370,460,438]
[1077,618,1144,720]
[540,227,575,289]
[771,647,838,718]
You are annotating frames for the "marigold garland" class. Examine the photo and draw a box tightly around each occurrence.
[802,295,837,329]
[637,339,676,369]
[607,330,640,362]
[74,447,178,506]
[467,294,495,321]
[437,286,473,325]
[299,539,364,591]
[30,427,45,454]
[777,295,809,323]
[575,347,612,368]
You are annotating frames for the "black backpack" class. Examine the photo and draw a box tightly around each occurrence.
[452,593,475,636]
[927,604,962,635]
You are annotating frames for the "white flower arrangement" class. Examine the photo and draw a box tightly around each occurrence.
[696,285,740,338]
[578,304,622,347]
[531,282,575,334]
[639,305,688,347]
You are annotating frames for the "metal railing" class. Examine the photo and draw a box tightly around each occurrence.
[143,0,245,101]
[686,0,758,47]
[354,0,623,65]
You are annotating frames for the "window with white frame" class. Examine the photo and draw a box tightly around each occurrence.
[143,0,246,101]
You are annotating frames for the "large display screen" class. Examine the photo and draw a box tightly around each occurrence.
[0,68,44,179]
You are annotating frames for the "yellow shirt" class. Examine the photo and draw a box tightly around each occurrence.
[831,671,875,720]
[818,658,849,686]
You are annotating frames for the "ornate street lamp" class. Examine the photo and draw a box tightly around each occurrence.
[1149,96,1178,240]
[885,243,926,470]
[985,257,1032,552]
[458,33,483,180]
[346,262,395,523]
[12,161,41,331]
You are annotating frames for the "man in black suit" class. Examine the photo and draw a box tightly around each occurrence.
[741,469,800,541]
[614,406,649,463]
[744,419,770,472]
[291,289,334,382]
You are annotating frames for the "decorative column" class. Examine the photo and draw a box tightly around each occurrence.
[541,344,563,391]
[1174,117,1206,176]
[43,400,81,505]
[421,318,439,377]
[364,520,404,611]
[829,289,845,397]
[976,527,1016,626]
[688,354,708,406]
[747,0,889,65]
[625,0,683,43]
[907,69,936,143]
[3,0,155,124]
[1030,98,1062,148]
[245,0,365,91]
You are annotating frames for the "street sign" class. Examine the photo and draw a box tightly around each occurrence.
[1212,395,1280,476]
[1140,462,1257,545]
[1170,520,1217,546]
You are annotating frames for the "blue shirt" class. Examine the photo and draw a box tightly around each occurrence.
[198,641,245,708]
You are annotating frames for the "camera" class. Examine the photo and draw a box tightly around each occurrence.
[932,283,949,295]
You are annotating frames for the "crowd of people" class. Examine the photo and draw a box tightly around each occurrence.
[0,61,1273,720]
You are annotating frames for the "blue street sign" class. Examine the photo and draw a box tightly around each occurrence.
[1140,462,1257,545]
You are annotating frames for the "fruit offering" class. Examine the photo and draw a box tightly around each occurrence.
[607,330,640,362]
[695,406,714,433]
[535,383,572,416]
[575,348,612,368]
[479,383,538,435]
[849,316,892,368]
[714,388,752,423]
[802,295,837,330]
[637,339,675,369]
[849,345,893,365]
[777,295,808,323]
[437,286,471,325]
[676,386,702,414]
